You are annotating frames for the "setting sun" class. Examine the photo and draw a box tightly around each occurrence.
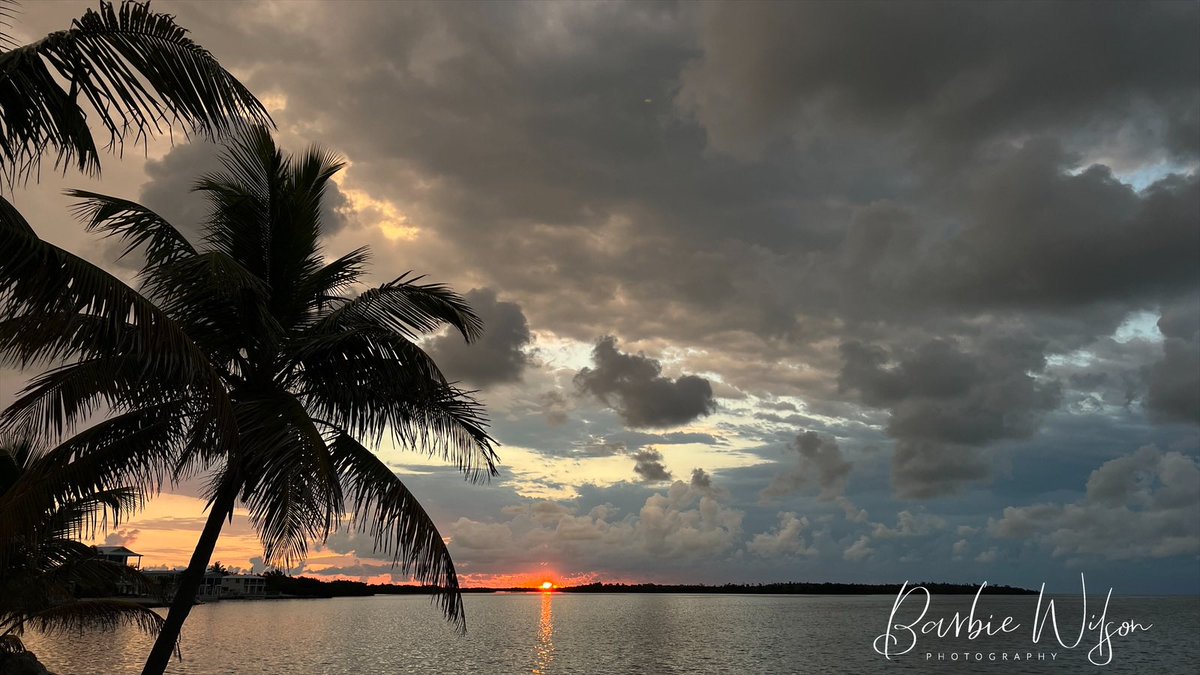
[540,581,555,591]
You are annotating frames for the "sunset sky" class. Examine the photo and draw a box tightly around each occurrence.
[4,1,1198,593]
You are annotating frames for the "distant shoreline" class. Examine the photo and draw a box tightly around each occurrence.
[260,576,1040,599]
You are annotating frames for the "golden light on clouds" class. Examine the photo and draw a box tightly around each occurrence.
[333,172,420,241]
[87,493,263,571]
[257,91,288,114]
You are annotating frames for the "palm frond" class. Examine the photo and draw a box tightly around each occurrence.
[21,599,164,638]
[0,194,33,234]
[67,189,197,269]
[327,432,464,631]
[0,405,183,547]
[303,246,370,309]
[289,330,497,481]
[312,274,484,343]
[0,0,271,184]
[234,395,343,568]
[0,222,237,447]
[195,125,284,276]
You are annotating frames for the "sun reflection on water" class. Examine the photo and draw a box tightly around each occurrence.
[532,591,555,674]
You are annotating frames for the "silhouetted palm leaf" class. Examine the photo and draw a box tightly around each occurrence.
[329,432,464,629]
[0,0,270,184]
[0,437,167,649]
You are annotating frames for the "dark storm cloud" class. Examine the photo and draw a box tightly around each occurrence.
[839,336,1062,498]
[916,142,1200,312]
[16,0,1197,567]
[1147,297,1200,425]
[425,288,532,386]
[575,336,717,428]
[761,431,853,502]
[138,141,224,242]
[632,447,672,483]
[140,1,1198,364]
[678,1,1200,162]
[535,390,571,427]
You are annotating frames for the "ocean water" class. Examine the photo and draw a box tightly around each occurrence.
[22,594,1199,674]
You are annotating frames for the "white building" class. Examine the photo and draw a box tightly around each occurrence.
[144,571,268,601]
[220,574,267,598]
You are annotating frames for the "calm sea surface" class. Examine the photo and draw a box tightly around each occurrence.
[23,594,1199,674]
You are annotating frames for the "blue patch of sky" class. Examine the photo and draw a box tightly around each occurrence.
[1114,159,1198,191]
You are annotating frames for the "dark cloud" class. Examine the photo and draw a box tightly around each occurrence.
[918,142,1200,312]
[575,336,717,428]
[425,288,532,386]
[536,390,571,427]
[761,431,853,502]
[761,400,797,412]
[607,430,723,450]
[632,447,672,482]
[1147,297,1200,425]
[138,141,225,241]
[574,439,627,458]
[678,2,1199,162]
[839,336,1062,498]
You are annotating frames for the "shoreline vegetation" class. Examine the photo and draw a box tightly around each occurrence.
[255,576,1039,599]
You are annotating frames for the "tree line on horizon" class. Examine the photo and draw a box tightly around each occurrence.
[227,572,1041,599]
[0,2,497,674]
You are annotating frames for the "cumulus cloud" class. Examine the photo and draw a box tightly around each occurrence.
[871,510,947,540]
[952,539,969,558]
[575,336,717,428]
[447,518,515,551]
[748,512,815,558]
[538,390,571,427]
[839,336,1061,498]
[632,447,672,482]
[401,478,744,577]
[761,431,853,502]
[104,528,140,547]
[843,535,874,562]
[974,548,999,564]
[1146,298,1200,424]
[989,446,1200,559]
[425,288,533,386]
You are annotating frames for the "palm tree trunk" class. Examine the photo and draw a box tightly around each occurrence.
[141,476,240,675]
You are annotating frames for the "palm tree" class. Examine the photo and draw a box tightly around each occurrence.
[0,436,167,656]
[0,127,498,675]
[1,0,270,186]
